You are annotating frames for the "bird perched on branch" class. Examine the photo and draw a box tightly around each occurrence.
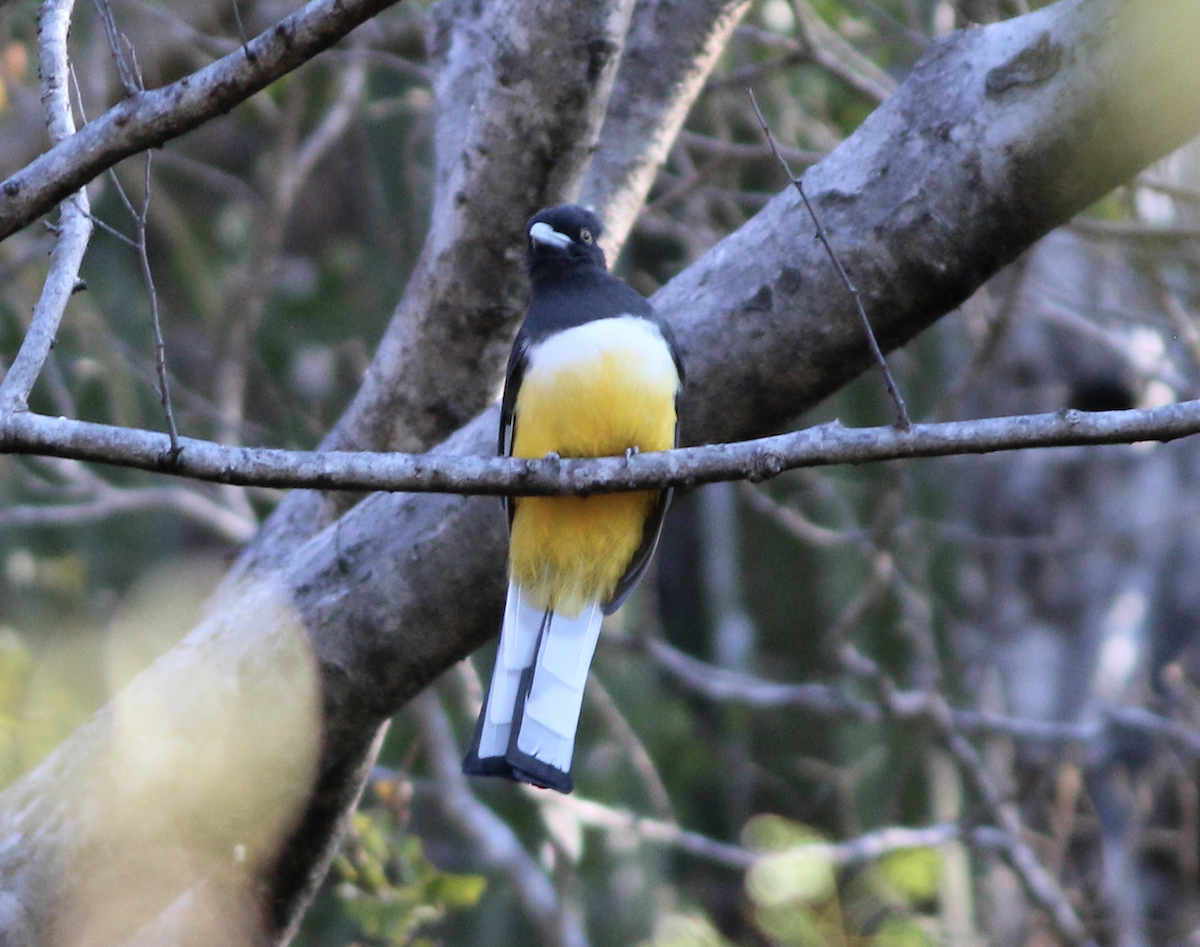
[462,204,684,794]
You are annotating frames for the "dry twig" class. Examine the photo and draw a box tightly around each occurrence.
[748,88,911,428]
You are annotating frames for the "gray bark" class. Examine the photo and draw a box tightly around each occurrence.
[579,0,753,254]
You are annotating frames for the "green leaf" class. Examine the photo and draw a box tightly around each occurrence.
[427,872,486,909]
[878,847,942,906]
[746,848,836,908]
[741,814,822,853]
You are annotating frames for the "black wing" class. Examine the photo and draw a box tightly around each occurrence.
[500,332,532,526]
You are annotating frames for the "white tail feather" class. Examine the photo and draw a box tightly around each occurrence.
[474,584,544,760]
[516,599,603,772]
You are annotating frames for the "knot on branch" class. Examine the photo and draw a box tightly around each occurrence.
[750,449,785,482]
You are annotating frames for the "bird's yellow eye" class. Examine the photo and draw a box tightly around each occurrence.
[580,228,593,244]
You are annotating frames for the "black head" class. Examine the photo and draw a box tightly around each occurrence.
[526,204,607,275]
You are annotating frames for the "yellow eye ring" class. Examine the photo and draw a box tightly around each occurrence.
[580,228,593,244]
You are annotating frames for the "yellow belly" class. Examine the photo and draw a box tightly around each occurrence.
[509,335,678,617]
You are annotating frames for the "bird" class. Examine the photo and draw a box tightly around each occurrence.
[462,204,684,794]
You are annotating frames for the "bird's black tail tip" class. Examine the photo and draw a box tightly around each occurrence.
[462,750,573,794]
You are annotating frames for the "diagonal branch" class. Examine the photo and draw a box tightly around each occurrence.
[579,0,753,257]
[0,0,403,242]
[415,692,588,947]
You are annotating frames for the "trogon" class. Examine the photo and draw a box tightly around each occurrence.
[462,204,684,794]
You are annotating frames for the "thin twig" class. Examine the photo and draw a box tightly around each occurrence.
[231,0,252,56]
[544,791,968,872]
[87,211,137,247]
[678,130,824,167]
[99,146,181,452]
[789,0,897,103]
[586,676,675,821]
[283,43,368,202]
[740,481,870,548]
[748,87,911,429]
[839,0,929,51]
[82,18,181,454]
[92,0,140,97]
[136,154,181,455]
[706,50,809,90]
[1156,275,1200,372]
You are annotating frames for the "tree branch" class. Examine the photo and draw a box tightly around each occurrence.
[0,485,256,544]
[7,397,1200,495]
[0,0,92,412]
[415,692,588,947]
[0,0,402,242]
[638,635,1200,760]
[579,0,753,256]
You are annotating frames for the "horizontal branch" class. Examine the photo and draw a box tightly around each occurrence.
[0,0,401,241]
[550,793,963,871]
[639,637,1200,761]
[5,396,1200,495]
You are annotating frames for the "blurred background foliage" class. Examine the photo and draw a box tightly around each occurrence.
[3,0,1200,944]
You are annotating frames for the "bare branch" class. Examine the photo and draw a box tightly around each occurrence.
[102,149,182,453]
[549,792,967,871]
[585,676,674,821]
[136,155,180,453]
[740,481,869,548]
[0,0,93,412]
[0,0,402,241]
[678,129,824,167]
[9,396,1200,496]
[789,0,897,103]
[92,0,141,97]
[414,692,588,947]
[638,636,1200,761]
[543,792,760,870]
[0,485,256,544]
[282,45,369,212]
[835,642,1094,947]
